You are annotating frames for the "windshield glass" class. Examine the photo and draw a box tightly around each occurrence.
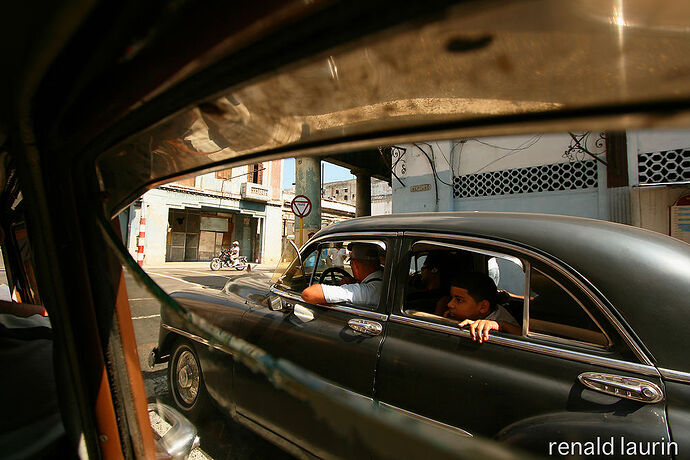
[270,239,301,287]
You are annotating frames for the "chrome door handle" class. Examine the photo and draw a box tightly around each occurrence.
[578,372,664,404]
[348,318,383,336]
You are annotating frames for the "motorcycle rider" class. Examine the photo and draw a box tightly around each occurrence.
[230,241,240,267]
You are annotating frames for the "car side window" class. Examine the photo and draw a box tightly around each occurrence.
[312,242,354,284]
[528,267,608,347]
[402,242,525,329]
[306,238,387,310]
[402,240,610,348]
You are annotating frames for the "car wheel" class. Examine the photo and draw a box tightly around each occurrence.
[168,340,211,420]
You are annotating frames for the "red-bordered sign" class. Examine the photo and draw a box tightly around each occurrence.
[291,195,312,218]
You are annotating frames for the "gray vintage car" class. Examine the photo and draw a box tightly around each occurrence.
[153,212,690,458]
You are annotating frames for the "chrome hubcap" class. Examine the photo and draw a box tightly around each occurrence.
[175,350,199,405]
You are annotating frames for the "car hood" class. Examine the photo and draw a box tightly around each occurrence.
[222,272,273,303]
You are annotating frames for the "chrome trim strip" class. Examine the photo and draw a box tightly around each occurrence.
[659,368,690,384]
[378,401,473,438]
[528,268,611,348]
[308,232,397,246]
[389,314,660,377]
[270,286,389,321]
[162,324,234,356]
[403,231,654,366]
[522,260,531,337]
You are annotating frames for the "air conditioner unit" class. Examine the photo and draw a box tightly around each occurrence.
[241,182,270,202]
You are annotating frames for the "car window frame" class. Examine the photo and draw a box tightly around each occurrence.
[271,232,397,316]
[401,238,613,350]
[392,232,654,368]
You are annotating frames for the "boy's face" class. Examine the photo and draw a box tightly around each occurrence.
[447,286,490,320]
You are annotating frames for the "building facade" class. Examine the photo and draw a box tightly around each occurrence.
[281,178,392,246]
[322,178,392,215]
[122,160,284,266]
[391,131,690,243]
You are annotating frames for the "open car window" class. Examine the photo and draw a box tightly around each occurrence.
[403,241,526,326]
[402,240,611,348]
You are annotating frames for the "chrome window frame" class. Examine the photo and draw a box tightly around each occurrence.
[527,266,611,349]
[401,232,654,368]
[270,231,396,320]
[388,314,659,377]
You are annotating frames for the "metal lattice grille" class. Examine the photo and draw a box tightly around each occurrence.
[638,149,690,184]
[452,160,598,198]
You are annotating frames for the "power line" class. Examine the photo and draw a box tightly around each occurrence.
[468,135,542,175]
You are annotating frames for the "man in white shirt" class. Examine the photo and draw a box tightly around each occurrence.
[328,243,348,268]
[301,243,383,308]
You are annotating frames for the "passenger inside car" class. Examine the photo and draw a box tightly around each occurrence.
[405,252,451,314]
[440,272,521,343]
[301,243,383,308]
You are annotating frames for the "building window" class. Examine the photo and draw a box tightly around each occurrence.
[215,169,232,180]
[176,177,196,187]
[344,195,348,201]
[250,163,264,184]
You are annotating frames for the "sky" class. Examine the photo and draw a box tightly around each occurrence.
[281,158,355,190]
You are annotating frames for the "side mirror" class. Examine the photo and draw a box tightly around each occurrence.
[149,403,200,459]
[269,296,293,312]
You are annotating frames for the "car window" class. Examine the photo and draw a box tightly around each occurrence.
[403,242,525,328]
[313,242,354,283]
[274,247,319,293]
[402,240,609,348]
[307,239,386,310]
[528,267,608,347]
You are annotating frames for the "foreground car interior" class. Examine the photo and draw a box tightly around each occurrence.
[2,0,690,458]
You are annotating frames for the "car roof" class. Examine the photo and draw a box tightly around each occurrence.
[319,211,690,369]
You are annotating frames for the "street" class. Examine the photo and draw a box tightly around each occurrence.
[124,263,292,460]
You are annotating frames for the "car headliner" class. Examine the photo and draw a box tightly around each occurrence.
[315,211,690,370]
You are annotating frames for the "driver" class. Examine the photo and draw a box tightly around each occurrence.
[230,241,240,265]
[301,243,383,308]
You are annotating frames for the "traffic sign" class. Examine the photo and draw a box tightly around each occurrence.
[291,195,312,218]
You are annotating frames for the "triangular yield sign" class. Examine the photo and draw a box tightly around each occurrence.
[294,201,309,214]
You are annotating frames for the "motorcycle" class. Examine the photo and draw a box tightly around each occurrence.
[210,249,248,271]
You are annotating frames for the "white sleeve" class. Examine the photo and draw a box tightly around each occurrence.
[488,306,519,326]
[321,282,380,307]
[321,284,357,304]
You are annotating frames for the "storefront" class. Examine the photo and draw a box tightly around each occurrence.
[165,208,262,262]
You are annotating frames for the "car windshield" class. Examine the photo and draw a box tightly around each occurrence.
[270,239,302,287]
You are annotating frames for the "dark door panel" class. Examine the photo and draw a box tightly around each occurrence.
[376,321,669,455]
[235,298,384,457]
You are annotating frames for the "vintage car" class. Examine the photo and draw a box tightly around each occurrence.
[153,212,690,458]
[5,0,690,458]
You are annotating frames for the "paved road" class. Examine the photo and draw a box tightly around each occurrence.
[126,264,292,460]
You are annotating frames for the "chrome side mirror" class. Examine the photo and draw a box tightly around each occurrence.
[149,403,200,459]
[269,295,293,312]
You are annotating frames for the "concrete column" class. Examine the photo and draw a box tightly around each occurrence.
[294,157,321,245]
[355,173,371,217]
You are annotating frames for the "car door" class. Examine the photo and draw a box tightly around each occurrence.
[234,233,396,458]
[375,234,670,456]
